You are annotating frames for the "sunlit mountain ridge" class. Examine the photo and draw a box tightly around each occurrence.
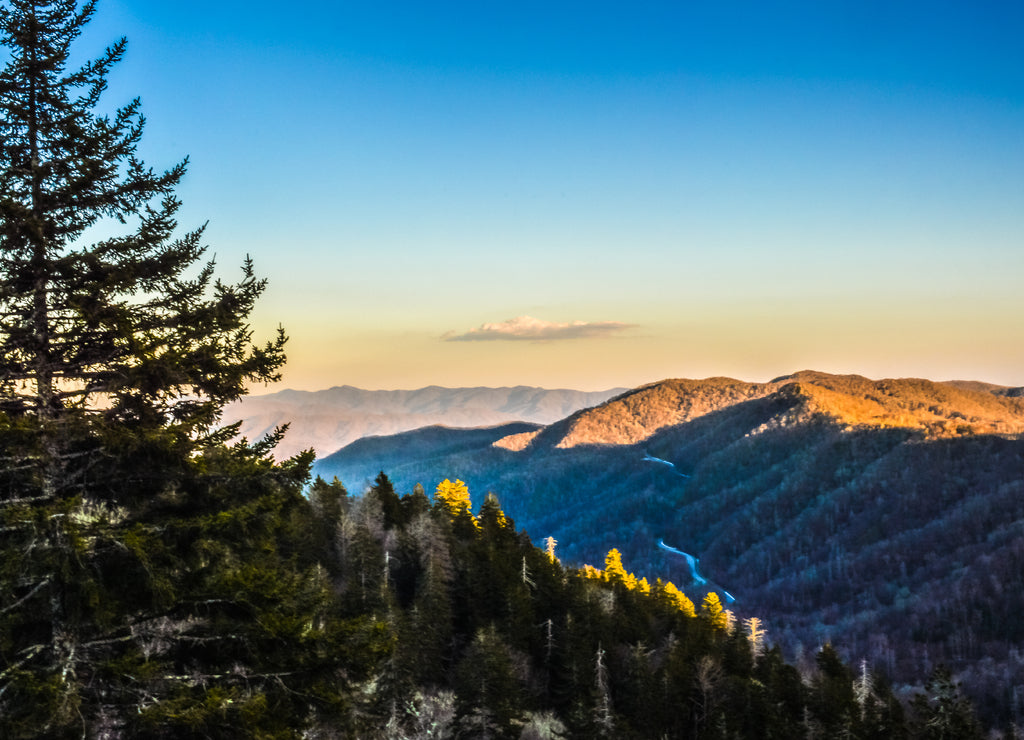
[494,371,1024,452]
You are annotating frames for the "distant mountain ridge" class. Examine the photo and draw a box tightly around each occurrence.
[221,384,626,458]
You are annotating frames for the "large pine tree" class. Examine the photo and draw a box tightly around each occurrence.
[0,0,285,425]
[0,3,383,737]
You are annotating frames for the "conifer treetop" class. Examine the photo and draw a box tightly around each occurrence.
[0,0,285,438]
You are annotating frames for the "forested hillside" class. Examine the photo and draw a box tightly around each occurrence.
[316,372,1024,728]
[296,474,977,738]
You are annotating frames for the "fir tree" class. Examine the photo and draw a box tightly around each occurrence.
[0,3,382,736]
[454,625,525,738]
[807,643,859,738]
[434,478,472,520]
[371,470,403,528]
[603,547,628,585]
[910,666,984,740]
[700,591,729,631]
[0,0,285,425]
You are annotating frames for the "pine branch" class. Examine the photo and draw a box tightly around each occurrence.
[0,643,46,690]
[0,576,50,615]
[157,670,299,683]
[0,491,58,505]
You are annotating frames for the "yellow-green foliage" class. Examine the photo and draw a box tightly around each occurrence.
[660,580,696,617]
[434,478,473,521]
[603,548,630,585]
[701,591,730,630]
[583,550,688,608]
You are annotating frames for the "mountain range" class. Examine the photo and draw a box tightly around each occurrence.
[221,384,625,458]
[312,370,1024,725]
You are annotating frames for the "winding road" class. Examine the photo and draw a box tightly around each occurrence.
[642,453,690,478]
[657,539,736,604]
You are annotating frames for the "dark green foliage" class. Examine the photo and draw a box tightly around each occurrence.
[0,0,286,430]
[324,475,951,739]
[0,423,393,738]
[807,643,859,736]
[454,625,525,737]
[909,666,985,740]
[371,470,403,528]
[861,673,908,740]
[0,2,386,736]
[285,463,993,738]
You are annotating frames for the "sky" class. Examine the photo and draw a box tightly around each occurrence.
[78,1,1024,391]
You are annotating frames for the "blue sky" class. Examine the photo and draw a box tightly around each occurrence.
[80,1,1024,389]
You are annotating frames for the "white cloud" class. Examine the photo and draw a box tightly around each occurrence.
[443,315,635,342]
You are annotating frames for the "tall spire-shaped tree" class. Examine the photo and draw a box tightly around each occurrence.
[0,0,284,444]
[0,4,363,737]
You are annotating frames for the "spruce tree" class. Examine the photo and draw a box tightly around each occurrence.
[0,3,383,737]
[0,0,285,434]
[910,666,984,740]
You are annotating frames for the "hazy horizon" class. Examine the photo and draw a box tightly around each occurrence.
[246,368,1023,397]
[83,1,1024,391]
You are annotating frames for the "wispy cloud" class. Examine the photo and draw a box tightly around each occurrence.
[443,316,635,342]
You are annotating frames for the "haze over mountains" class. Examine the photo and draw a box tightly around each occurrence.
[221,385,625,458]
[312,370,1024,724]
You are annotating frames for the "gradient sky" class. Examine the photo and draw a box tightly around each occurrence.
[79,1,1024,390]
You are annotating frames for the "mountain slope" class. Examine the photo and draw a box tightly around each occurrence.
[314,422,540,492]
[314,371,1024,725]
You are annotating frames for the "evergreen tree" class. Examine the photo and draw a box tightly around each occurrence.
[752,646,806,736]
[405,512,455,687]
[0,0,285,462]
[807,643,859,738]
[910,666,984,740]
[603,548,629,586]
[401,481,430,522]
[0,3,381,736]
[371,470,403,528]
[309,474,349,570]
[860,670,907,740]
[454,625,525,738]
[700,592,729,631]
